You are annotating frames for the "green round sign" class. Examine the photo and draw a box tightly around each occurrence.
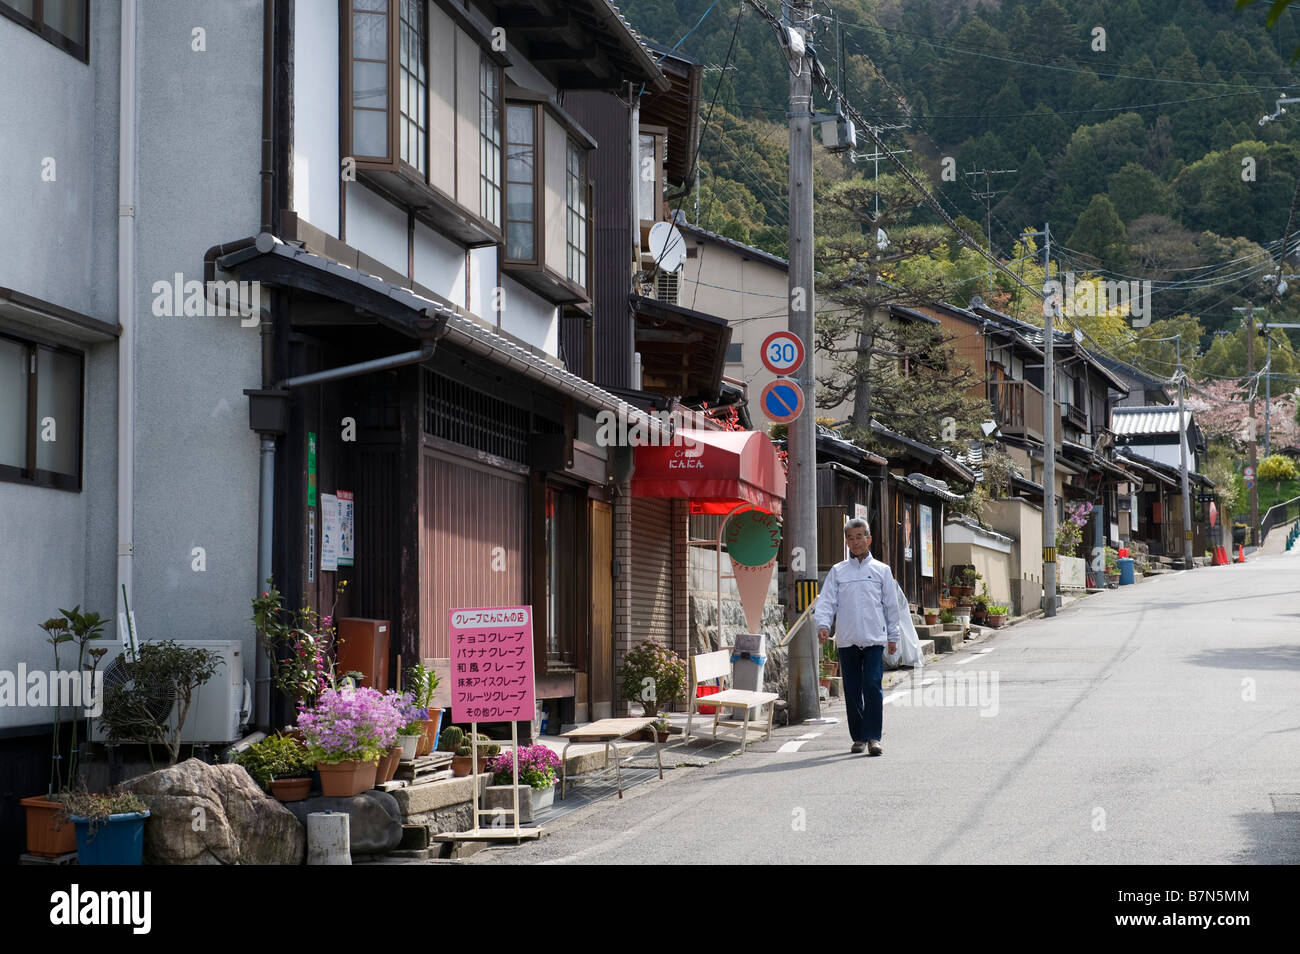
[724,510,782,567]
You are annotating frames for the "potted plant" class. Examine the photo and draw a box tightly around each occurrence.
[22,607,109,858]
[405,663,442,756]
[639,712,671,743]
[296,685,403,796]
[950,566,978,598]
[617,639,686,716]
[484,744,562,822]
[939,608,960,631]
[234,733,316,802]
[100,639,225,766]
[938,589,957,611]
[252,578,347,718]
[923,607,940,625]
[57,789,150,866]
[986,604,1010,628]
[374,690,415,784]
[822,639,838,677]
[1104,546,1120,586]
[396,699,428,762]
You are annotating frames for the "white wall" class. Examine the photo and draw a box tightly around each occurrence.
[499,275,557,355]
[468,245,497,319]
[414,222,468,308]
[345,183,409,278]
[292,0,340,236]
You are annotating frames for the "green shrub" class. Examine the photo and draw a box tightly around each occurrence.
[234,734,315,791]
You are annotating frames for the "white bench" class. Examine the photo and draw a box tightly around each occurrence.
[685,650,779,753]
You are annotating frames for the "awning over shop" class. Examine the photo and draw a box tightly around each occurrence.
[631,428,786,516]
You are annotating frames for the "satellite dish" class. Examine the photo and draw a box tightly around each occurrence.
[648,222,687,273]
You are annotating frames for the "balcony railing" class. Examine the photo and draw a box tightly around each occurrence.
[988,379,1062,451]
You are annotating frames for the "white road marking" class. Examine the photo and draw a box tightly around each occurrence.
[957,648,994,665]
[777,732,822,753]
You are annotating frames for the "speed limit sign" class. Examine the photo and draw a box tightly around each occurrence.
[760,331,805,375]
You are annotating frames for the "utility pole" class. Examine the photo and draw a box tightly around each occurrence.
[1233,305,1262,546]
[1257,319,1300,457]
[1176,336,1194,570]
[785,0,819,722]
[964,168,1016,293]
[1024,225,1057,616]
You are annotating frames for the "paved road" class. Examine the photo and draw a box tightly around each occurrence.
[473,552,1300,864]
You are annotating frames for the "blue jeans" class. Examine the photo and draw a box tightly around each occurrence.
[838,644,884,743]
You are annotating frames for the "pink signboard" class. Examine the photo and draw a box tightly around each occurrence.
[448,606,535,723]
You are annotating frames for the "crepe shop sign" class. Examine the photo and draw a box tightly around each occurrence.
[667,446,706,469]
[449,606,535,723]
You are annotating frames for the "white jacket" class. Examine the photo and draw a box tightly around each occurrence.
[813,552,903,648]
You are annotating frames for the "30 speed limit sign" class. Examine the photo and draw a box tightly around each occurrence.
[760,331,805,375]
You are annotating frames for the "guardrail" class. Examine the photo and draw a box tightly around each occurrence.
[1259,494,1300,544]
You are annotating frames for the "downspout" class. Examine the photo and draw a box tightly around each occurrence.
[630,82,640,388]
[116,0,137,635]
[253,0,277,730]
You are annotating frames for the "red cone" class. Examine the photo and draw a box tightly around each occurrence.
[1235,544,1246,563]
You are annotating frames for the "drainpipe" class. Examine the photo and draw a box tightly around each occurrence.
[251,0,277,729]
[630,83,641,388]
[116,0,138,634]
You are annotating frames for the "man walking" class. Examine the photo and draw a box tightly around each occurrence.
[814,518,901,756]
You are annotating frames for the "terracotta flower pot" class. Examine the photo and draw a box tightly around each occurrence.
[21,796,77,858]
[270,777,312,802]
[451,755,473,777]
[987,615,1006,628]
[317,759,379,797]
[376,746,402,784]
[416,709,443,757]
[924,613,939,625]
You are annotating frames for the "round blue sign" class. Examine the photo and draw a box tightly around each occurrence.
[760,379,804,424]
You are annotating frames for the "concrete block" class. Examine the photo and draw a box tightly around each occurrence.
[929,631,962,653]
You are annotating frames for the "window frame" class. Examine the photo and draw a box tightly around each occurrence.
[397,0,427,176]
[565,137,589,289]
[637,125,668,228]
[0,0,89,63]
[501,91,595,302]
[0,328,84,492]
[479,52,502,227]
[503,101,542,268]
[340,0,504,244]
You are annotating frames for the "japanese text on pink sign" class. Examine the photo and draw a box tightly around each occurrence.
[448,606,535,723]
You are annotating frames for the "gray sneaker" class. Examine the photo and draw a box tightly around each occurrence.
[867,740,883,756]
[850,741,864,754]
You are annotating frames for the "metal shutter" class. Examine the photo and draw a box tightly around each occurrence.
[629,497,674,648]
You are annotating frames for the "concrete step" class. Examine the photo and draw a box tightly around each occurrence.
[917,638,935,657]
[914,623,945,639]
[928,630,963,653]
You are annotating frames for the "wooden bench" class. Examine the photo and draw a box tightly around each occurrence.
[558,717,664,799]
[685,650,779,753]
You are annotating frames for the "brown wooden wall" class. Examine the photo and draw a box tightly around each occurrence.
[916,305,986,403]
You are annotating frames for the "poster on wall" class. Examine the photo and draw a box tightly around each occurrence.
[320,493,339,572]
[903,505,913,562]
[337,490,355,567]
[919,504,934,577]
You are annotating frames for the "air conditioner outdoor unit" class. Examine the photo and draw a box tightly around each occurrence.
[90,639,250,745]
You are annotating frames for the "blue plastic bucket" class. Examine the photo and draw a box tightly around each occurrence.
[73,810,149,865]
[1118,557,1135,586]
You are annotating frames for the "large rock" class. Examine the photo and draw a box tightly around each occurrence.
[285,791,402,855]
[118,758,304,865]
[688,592,788,700]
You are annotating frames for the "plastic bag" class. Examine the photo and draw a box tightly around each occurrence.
[884,582,924,670]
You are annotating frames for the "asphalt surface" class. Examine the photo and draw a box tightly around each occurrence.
[471,551,1300,865]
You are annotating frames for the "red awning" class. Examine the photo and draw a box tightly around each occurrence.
[630,428,786,516]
